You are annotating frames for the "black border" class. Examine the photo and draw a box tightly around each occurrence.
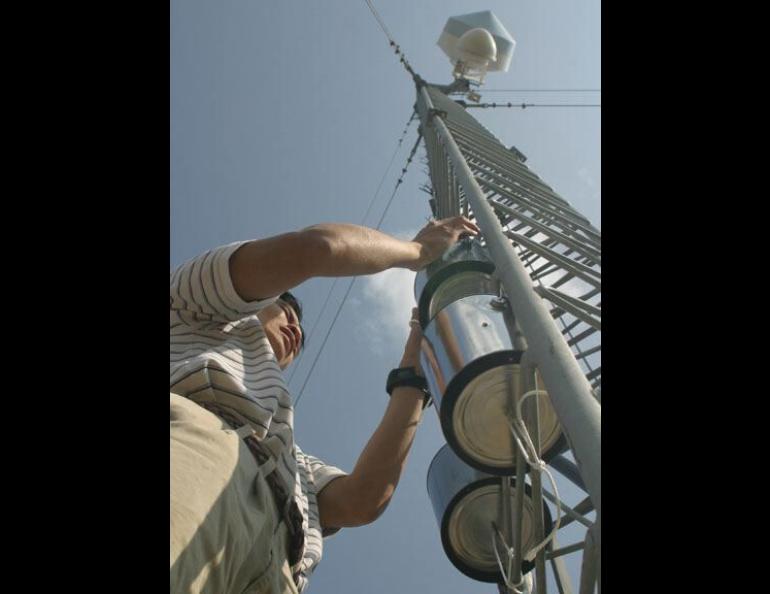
[46,3,171,582]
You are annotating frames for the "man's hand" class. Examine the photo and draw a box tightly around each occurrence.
[400,308,425,372]
[407,216,480,271]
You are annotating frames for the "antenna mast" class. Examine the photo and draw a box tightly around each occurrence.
[415,10,601,594]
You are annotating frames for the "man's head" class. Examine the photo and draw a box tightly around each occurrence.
[257,291,306,370]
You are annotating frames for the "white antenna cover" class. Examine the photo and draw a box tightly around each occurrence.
[437,10,515,73]
[456,28,497,68]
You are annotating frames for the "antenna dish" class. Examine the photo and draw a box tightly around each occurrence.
[457,28,497,66]
[437,10,515,85]
[453,28,497,83]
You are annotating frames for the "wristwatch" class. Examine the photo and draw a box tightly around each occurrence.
[386,367,433,409]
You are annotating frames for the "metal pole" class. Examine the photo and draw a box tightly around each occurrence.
[511,432,527,588]
[418,85,601,544]
[557,497,595,530]
[548,538,574,594]
[540,490,593,530]
[578,523,600,594]
[509,347,528,590]
[500,476,515,594]
[547,542,585,559]
[522,364,547,594]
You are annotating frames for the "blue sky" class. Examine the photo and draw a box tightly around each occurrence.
[171,1,600,592]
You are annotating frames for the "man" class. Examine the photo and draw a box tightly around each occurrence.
[170,216,479,593]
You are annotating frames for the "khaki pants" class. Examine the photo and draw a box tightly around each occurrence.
[170,393,299,594]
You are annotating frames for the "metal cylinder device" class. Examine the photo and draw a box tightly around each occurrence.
[427,444,552,583]
[415,239,566,475]
[414,238,496,328]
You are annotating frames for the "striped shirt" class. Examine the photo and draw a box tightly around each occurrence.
[170,241,347,592]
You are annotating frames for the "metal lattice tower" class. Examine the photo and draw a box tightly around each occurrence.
[415,81,601,594]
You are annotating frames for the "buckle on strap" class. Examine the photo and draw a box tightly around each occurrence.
[259,456,277,478]
[236,425,278,478]
[235,424,254,439]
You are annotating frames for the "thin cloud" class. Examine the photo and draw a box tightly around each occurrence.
[357,267,417,356]
[578,167,597,190]
[355,227,420,356]
[578,166,602,205]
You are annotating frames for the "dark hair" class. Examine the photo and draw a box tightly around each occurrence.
[280,291,306,350]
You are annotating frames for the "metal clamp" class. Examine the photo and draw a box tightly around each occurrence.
[426,108,448,125]
[490,296,510,311]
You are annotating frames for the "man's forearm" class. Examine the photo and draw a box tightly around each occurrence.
[347,386,425,521]
[303,223,422,276]
[316,319,429,529]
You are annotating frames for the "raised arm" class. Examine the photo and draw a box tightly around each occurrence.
[229,217,479,301]
[316,309,429,528]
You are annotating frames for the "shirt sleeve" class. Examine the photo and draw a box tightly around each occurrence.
[296,448,348,538]
[303,452,348,494]
[170,241,278,324]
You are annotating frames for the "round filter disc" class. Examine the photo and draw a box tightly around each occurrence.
[447,483,541,579]
[451,364,563,472]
